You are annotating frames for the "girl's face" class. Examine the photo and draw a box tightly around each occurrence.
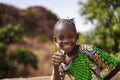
[54,24,78,53]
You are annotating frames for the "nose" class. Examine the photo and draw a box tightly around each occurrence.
[63,38,70,44]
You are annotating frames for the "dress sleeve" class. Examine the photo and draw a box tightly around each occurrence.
[88,45,119,70]
[80,44,119,79]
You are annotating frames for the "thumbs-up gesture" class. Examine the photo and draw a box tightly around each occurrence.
[52,43,65,67]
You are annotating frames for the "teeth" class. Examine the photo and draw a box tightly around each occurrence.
[63,45,71,48]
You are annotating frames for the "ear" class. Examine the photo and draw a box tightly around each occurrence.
[53,36,60,50]
[53,36,57,43]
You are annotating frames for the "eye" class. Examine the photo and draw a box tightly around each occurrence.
[68,35,75,39]
[68,35,73,39]
[58,35,64,40]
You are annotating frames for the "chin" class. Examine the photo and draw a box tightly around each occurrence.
[63,48,73,53]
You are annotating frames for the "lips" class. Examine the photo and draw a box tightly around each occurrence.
[62,44,73,51]
[63,44,71,48]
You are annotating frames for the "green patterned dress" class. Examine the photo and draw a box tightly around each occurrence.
[60,45,118,80]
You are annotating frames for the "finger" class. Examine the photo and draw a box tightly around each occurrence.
[54,52,64,56]
[80,44,84,51]
[53,54,65,61]
[52,59,62,65]
[53,55,62,61]
[80,44,87,50]
[54,54,65,62]
[52,55,64,62]
[56,43,61,51]
[84,45,87,50]
[52,59,61,63]
[79,46,82,51]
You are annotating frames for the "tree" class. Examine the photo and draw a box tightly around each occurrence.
[9,48,38,70]
[79,0,120,54]
[0,24,38,78]
[0,24,23,44]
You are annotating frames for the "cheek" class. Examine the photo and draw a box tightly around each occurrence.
[56,40,62,45]
[71,39,77,43]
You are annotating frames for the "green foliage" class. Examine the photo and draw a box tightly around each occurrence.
[47,11,58,20]
[0,42,7,60]
[0,24,38,78]
[0,42,6,53]
[25,8,37,33]
[9,48,38,69]
[113,52,120,61]
[0,24,23,44]
[26,8,34,19]
[79,0,120,54]
[77,32,93,44]
[0,59,18,78]
[0,42,17,78]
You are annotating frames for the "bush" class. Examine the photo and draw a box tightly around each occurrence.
[0,42,6,53]
[47,11,58,20]
[0,42,17,78]
[9,48,38,69]
[0,24,23,44]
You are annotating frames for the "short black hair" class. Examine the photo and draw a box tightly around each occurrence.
[54,18,77,33]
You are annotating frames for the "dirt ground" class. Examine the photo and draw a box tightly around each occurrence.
[2,72,120,80]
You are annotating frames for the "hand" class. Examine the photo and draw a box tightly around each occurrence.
[52,51,65,67]
[79,44,87,51]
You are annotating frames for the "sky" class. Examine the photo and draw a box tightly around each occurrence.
[0,0,95,33]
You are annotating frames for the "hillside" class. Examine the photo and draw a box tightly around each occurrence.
[0,3,58,37]
[0,3,58,78]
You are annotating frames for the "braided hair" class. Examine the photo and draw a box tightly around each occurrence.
[54,19,77,34]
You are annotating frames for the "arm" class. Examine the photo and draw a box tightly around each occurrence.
[104,62,120,80]
[83,45,120,80]
[51,66,62,80]
[51,51,65,80]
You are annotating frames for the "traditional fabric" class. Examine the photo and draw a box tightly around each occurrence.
[66,51,92,80]
[61,44,119,80]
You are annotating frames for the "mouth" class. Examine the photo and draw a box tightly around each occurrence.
[63,44,73,51]
[63,44,71,48]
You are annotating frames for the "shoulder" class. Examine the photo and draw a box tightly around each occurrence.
[79,44,98,59]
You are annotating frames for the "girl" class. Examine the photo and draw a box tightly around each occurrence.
[51,19,120,80]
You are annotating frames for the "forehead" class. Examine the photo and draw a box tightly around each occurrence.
[55,23,76,33]
[54,23,77,36]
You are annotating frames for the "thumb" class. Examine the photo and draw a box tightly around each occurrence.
[56,43,61,51]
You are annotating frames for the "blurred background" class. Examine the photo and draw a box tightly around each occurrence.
[0,0,120,79]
